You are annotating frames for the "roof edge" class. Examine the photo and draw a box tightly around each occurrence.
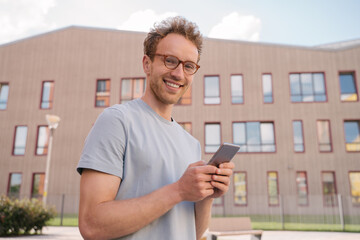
[0,25,147,47]
[1,25,359,51]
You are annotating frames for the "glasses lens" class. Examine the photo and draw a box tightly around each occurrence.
[184,62,197,74]
[164,56,179,69]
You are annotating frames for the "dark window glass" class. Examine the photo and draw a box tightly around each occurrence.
[340,72,358,101]
[344,121,360,151]
[8,173,22,199]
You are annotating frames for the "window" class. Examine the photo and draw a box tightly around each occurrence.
[178,122,192,134]
[322,172,337,206]
[204,76,220,104]
[267,171,279,206]
[296,172,308,206]
[317,120,332,152]
[290,73,326,102]
[120,78,145,103]
[31,173,45,200]
[95,79,110,107]
[233,122,275,152]
[36,126,49,155]
[205,123,221,153]
[231,75,243,104]
[0,82,9,110]
[339,72,358,101]
[8,173,22,198]
[344,120,360,152]
[349,172,360,205]
[293,121,304,152]
[40,81,54,109]
[13,126,28,155]
[177,85,192,105]
[234,172,247,205]
[262,74,273,103]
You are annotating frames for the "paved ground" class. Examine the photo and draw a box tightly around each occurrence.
[1,227,360,239]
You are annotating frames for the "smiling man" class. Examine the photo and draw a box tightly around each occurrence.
[77,16,234,240]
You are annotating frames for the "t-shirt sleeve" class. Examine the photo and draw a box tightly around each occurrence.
[77,107,126,178]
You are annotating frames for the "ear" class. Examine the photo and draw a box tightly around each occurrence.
[142,55,151,74]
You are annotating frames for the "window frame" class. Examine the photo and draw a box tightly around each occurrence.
[316,119,333,152]
[321,171,338,207]
[348,171,360,206]
[267,171,280,207]
[296,171,309,206]
[339,71,358,102]
[262,73,274,103]
[35,125,50,156]
[12,125,28,156]
[120,77,146,104]
[230,74,244,104]
[343,119,360,152]
[292,120,305,153]
[31,172,45,200]
[204,75,221,105]
[7,172,22,199]
[40,80,55,109]
[0,82,9,110]
[289,72,327,103]
[232,121,276,153]
[95,79,111,107]
[233,171,248,206]
[204,122,221,154]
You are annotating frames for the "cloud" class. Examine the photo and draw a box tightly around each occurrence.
[0,0,57,44]
[117,9,178,33]
[208,12,261,41]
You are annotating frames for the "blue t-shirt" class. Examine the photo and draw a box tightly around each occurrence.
[77,98,201,240]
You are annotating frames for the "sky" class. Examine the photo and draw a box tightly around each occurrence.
[1,0,360,46]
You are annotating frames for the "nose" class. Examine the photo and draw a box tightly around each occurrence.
[170,62,184,80]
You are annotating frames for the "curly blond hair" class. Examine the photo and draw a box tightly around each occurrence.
[143,16,203,62]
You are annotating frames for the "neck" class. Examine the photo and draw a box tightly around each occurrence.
[141,94,174,122]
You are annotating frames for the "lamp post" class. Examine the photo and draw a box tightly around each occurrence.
[43,114,60,206]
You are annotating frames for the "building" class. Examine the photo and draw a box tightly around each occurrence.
[0,26,359,220]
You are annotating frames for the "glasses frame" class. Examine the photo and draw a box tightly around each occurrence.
[154,54,200,75]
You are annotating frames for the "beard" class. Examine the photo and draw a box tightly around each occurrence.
[148,75,190,105]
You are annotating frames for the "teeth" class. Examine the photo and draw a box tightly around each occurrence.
[165,81,180,88]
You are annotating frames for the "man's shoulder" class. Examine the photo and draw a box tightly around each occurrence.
[106,99,143,116]
[173,121,200,146]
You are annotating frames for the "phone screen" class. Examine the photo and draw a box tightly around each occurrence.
[207,143,240,166]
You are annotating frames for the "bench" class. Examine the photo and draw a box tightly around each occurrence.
[206,217,263,240]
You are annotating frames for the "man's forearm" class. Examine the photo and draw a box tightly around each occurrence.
[195,198,213,240]
[80,182,182,240]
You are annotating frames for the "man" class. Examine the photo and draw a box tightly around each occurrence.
[77,16,234,240]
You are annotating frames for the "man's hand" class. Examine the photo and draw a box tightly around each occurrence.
[176,161,218,202]
[208,161,235,199]
[176,160,235,202]
[193,161,234,239]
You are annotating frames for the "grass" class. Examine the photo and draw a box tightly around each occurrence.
[48,214,360,232]
[251,222,360,232]
[48,214,78,226]
[213,214,360,233]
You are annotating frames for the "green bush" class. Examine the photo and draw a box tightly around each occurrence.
[0,195,56,236]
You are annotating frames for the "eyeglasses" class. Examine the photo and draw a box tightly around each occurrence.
[154,54,200,75]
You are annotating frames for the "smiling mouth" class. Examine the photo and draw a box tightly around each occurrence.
[164,80,183,89]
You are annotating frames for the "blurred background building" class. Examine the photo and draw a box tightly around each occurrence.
[0,27,359,223]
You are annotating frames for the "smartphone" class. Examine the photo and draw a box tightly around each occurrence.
[207,143,240,166]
